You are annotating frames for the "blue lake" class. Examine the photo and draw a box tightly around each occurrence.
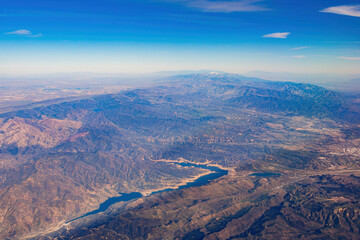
[250,172,281,177]
[67,162,228,223]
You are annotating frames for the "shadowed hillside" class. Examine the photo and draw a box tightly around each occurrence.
[0,74,359,239]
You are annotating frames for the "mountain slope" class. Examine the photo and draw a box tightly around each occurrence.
[0,73,359,239]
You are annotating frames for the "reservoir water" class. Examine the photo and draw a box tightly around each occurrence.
[67,162,228,223]
[249,172,281,177]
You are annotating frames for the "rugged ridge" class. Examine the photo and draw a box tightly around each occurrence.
[0,73,359,239]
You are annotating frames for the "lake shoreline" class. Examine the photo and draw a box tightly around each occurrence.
[25,161,228,239]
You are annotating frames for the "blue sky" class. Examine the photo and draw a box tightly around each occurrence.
[1,0,360,75]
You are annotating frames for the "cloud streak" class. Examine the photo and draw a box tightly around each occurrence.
[28,33,43,38]
[338,56,360,60]
[292,46,309,50]
[262,32,290,39]
[292,55,306,59]
[165,0,268,13]
[320,5,360,17]
[5,29,32,35]
[5,29,42,37]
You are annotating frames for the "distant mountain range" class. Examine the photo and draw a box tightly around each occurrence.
[0,73,359,239]
[245,71,360,93]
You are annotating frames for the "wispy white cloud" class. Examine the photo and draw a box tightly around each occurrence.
[292,46,309,50]
[28,33,43,38]
[292,55,306,59]
[320,5,360,17]
[262,32,290,39]
[5,29,42,37]
[338,56,360,60]
[164,0,268,13]
[5,29,32,35]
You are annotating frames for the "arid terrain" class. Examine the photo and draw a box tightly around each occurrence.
[0,73,359,239]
